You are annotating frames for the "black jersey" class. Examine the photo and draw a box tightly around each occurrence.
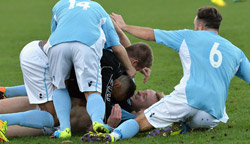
[68,49,134,123]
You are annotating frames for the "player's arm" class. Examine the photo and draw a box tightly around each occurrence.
[235,53,250,84]
[111,45,136,78]
[112,19,131,48]
[111,13,155,41]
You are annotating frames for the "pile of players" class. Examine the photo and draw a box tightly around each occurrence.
[1,0,250,143]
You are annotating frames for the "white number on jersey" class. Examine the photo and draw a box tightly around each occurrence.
[209,42,222,68]
[68,0,90,10]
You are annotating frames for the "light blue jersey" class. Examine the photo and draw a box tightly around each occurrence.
[154,29,250,120]
[45,0,120,54]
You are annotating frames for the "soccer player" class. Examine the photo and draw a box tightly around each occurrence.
[43,0,136,138]
[83,6,250,142]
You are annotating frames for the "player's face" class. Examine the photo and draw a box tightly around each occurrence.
[130,89,158,111]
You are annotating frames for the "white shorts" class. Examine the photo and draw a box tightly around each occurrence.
[20,41,53,104]
[144,95,219,129]
[47,42,102,93]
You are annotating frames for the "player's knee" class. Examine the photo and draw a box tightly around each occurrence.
[84,91,101,100]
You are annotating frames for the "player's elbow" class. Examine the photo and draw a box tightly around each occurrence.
[143,31,155,41]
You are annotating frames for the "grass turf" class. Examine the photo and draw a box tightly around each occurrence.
[0,0,250,143]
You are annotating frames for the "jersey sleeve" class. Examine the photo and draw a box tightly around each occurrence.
[154,29,188,52]
[121,109,137,121]
[102,15,121,49]
[50,6,57,33]
[235,52,250,84]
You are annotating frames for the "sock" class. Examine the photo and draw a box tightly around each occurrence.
[111,119,139,140]
[53,88,71,131]
[0,110,54,128]
[5,85,27,98]
[86,93,105,124]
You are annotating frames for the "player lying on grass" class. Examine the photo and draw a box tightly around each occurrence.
[0,89,163,139]
[81,6,250,143]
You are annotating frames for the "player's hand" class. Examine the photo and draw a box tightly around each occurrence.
[127,66,136,79]
[140,67,151,83]
[110,13,127,30]
[107,104,122,128]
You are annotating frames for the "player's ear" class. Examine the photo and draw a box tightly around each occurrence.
[113,80,121,89]
[131,59,139,67]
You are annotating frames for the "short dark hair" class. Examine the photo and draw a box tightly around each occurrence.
[117,75,136,100]
[197,6,222,30]
[126,42,153,68]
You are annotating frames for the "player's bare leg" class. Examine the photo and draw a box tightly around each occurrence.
[0,97,36,114]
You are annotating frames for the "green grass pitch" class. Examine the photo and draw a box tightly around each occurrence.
[0,0,250,143]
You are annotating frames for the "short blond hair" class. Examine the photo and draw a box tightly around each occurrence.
[156,91,164,101]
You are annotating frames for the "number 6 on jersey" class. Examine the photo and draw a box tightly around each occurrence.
[209,42,222,68]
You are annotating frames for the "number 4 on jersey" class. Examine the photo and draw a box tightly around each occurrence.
[69,0,90,10]
[209,42,222,68]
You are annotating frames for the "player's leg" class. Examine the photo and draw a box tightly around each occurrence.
[0,97,37,114]
[6,125,56,138]
[5,99,90,138]
[0,85,27,99]
[6,126,43,138]
[186,109,220,130]
[85,91,112,133]
[0,105,55,129]
[71,42,109,133]
[81,113,149,143]
[2,40,57,133]
[110,113,152,140]
[48,43,73,138]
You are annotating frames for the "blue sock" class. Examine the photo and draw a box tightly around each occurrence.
[86,93,105,124]
[53,88,71,131]
[5,85,27,98]
[112,119,139,140]
[0,110,54,128]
